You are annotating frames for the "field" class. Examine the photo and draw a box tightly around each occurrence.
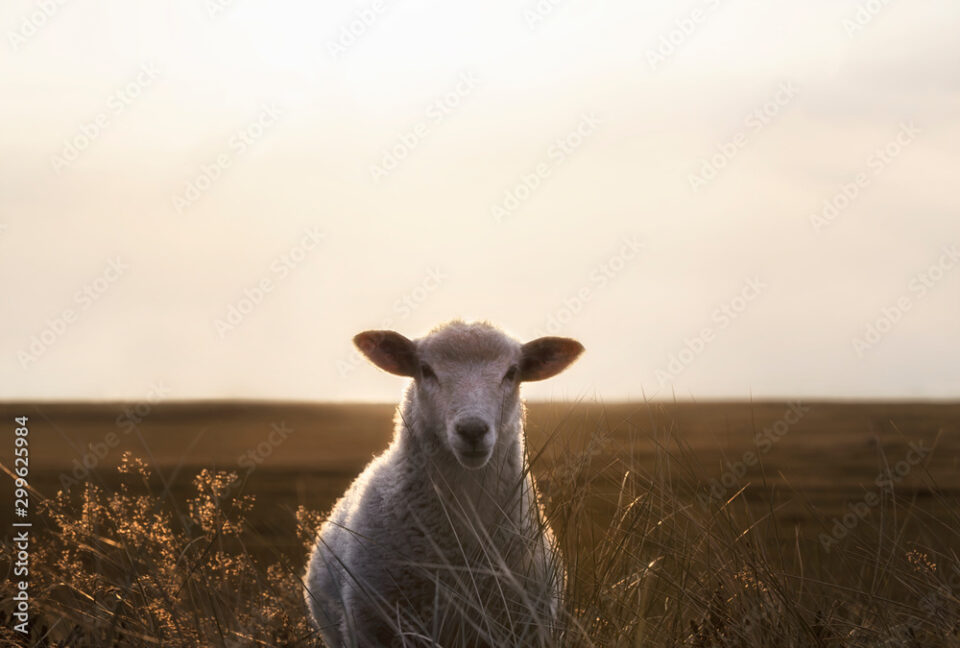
[1,399,959,646]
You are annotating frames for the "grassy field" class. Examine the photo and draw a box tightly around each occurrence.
[1,399,959,646]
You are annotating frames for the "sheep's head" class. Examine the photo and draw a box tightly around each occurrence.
[354,321,584,469]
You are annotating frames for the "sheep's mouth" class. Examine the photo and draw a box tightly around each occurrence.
[454,448,493,469]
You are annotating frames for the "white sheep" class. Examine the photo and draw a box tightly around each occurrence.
[303,320,584,647]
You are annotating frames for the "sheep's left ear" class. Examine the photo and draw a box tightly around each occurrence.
[353,330,418,377]
[519,337,584,381]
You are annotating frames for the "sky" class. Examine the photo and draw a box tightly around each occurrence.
[1,0,959,402]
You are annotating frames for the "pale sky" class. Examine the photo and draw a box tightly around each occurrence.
[2,0,959,402]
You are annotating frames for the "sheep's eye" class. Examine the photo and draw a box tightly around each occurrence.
[503,365,519,383]
[420,363,437,382]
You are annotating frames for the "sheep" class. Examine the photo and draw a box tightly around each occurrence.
[303,320,584,647]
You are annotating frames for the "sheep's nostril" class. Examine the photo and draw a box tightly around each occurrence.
[455,418,489,446]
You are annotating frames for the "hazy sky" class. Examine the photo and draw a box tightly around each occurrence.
[2,0,958,402]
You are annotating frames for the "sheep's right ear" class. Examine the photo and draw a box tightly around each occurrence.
[353,330,418,377]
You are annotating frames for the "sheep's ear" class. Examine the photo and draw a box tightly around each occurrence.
[353,330,418,377]
[519,337,584,382]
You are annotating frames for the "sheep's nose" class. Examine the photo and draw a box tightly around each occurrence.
[455,418,489,445]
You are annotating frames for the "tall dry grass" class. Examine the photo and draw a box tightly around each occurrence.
[1,413,958,647]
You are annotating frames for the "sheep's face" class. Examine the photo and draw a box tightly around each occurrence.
[415,347,521,469]
[354,321,584,470]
